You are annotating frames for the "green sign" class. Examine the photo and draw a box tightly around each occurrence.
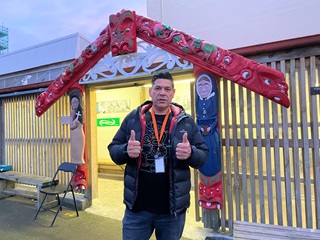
[97,118,120,127]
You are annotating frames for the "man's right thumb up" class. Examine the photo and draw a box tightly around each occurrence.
[130,130,136,141]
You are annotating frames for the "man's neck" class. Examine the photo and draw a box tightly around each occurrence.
[152,107,170,115]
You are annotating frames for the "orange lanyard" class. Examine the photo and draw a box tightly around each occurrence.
[150,108,170,145]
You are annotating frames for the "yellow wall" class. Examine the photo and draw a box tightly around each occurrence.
[96,80,193,164]
[96,86,142,163]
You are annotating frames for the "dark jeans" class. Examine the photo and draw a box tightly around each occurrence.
[122,208,186,240]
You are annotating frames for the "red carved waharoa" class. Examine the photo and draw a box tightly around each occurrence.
[35,9,290,116]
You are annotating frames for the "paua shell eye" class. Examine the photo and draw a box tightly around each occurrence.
[224,56,231,64]
[265,79,271,85]
[242,71,250,79]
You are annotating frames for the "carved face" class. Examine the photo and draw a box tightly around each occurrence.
[257,65,289,107]
[205,46,290,108]
[196,75,212,99]
[241,64,290,107]
[109,10,137,56]
[198,173,223,210]
[216,49,251,78]
[71,97,80,111]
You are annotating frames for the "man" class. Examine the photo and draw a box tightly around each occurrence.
[108,71,208,240]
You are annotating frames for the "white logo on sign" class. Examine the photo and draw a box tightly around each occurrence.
[99,119,116,126]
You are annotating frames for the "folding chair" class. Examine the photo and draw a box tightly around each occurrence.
[34,162,79,227]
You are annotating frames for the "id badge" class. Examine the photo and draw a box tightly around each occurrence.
[155,156,165,173]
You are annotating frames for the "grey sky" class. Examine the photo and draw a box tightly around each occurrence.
[1,0,147,52]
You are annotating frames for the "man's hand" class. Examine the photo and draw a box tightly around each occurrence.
[127,130,141,158]
[176,133,192,160]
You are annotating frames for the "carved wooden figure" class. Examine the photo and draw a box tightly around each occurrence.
[194,66,223,230]
[69,88,87,190]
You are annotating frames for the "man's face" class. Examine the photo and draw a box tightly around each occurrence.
[149,78,175,114]
[197,79,212,99]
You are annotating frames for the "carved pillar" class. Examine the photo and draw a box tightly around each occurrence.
[194,65,222,231]
[69,82,87,190]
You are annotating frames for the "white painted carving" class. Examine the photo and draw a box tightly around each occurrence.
[80,40,192,84]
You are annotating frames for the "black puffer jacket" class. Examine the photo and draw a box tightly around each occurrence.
[108,101,208,214]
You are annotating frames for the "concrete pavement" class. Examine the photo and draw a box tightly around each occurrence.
[0,195,193,240]
[0,176,229,240]
[0,195,123,240]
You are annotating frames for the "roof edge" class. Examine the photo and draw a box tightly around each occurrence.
[231,34,320,56]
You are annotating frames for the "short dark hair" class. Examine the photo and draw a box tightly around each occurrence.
[151,72,174,88]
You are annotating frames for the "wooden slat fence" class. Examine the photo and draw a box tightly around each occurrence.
[1,94,71,185]
[216,46,320,234]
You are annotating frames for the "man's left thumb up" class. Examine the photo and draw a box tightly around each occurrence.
[182,132,188,143]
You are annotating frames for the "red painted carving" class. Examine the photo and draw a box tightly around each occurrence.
[109,9,137,56]
[199,172,223,210]
[35,28,111,117]
[135,14,290,108]
[72,165,88,190]
[69,84,88,190]
[36,10,290,117]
